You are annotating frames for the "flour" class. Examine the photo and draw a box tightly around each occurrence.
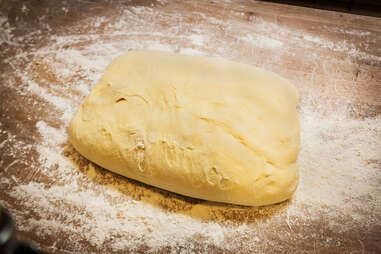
[0,15,18,46]
[1,2,381,253]
[188,34,205,46]
[324,25,372,37]
[179,48,205,56]
[296,109,381,215]
[26,79,75,122]
[303,34,381,62]
[240,34,283,49]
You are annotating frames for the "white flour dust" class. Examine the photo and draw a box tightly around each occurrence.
[1,2,381,253]
[240,34,283,49]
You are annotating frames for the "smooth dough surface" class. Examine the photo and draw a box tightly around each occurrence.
[70,50,300,206]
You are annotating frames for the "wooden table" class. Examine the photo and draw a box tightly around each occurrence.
[1,0,380,253]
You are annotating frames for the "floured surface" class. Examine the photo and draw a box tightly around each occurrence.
[0,0,380,253]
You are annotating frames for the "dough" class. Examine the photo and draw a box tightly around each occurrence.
[69,50,300,206]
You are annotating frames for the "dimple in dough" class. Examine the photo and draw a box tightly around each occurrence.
[69,50,300,206]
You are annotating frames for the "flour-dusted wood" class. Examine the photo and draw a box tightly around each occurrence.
[69,51,300,206]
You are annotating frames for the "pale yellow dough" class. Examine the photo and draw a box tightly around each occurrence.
[69,50,300,206]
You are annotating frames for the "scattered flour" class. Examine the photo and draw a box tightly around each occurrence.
[179,48,205,56]
[303,34,381,62]
[240,34,283,49]
[26,79,75,122]
[0,15,18,46]
[324,25,372,37]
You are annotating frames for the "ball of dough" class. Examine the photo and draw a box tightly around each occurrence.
[69,50,300,206]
